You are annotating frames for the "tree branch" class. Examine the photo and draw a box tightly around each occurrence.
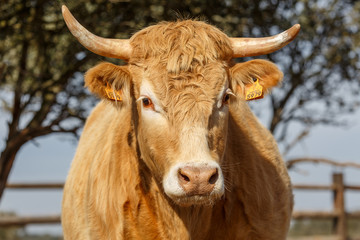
[286,158,360,170]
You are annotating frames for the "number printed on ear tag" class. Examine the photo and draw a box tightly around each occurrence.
[245,81,263,101]
[105,84,122,101]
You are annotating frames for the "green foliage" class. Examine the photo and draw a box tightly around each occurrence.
[0,227,20,240]
[0,228,63,240]
[0,226,23,240]
[17,234,62,240]
[289,219,360,238]
[289,219,334,236]
[0,212,22,240]
[0,212,62,240]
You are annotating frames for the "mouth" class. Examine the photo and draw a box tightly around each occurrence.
[167,191,224,207]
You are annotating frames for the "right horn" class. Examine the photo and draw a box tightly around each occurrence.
[62,5,132,60]
[230,24,301,58]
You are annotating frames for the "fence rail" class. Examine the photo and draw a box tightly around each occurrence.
[5,183,64,189]
[0,215,61,227]
[1,183,64,227]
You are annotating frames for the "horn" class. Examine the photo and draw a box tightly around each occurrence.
[61,5,131,59]
[230,24,301,58]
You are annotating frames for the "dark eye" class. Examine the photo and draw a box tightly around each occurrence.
[142,97,154,109]
[221,89,235,107]
[223,93,231,104]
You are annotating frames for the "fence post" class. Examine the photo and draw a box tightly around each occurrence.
[332,172,347,240]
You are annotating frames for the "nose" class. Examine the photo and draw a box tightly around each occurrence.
[177,166,219,195]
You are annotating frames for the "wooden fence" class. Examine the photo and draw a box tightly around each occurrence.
[292,173,360,240]
[0,182,63,227]
[1,173,360,240]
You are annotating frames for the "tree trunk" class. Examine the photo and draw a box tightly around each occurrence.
[0,137,25,201]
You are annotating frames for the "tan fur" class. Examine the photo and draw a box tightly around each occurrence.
[62,20,293,240]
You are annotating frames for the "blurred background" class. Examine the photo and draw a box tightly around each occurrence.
[0,0,359,239]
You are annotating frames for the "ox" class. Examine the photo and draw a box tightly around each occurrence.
[61,5,300,240]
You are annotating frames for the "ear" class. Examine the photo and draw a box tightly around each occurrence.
[84,62,132,105]
[229,59,283,101]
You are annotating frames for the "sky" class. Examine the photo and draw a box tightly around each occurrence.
[0,102,360,235]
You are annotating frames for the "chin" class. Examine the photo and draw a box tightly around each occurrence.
[168,192,224,207]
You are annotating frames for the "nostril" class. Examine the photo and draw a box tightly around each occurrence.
[208,169,218,185]
[176,166,220,195]
[178,169,190,183]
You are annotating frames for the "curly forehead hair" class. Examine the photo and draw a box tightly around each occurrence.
[129,20,234,74]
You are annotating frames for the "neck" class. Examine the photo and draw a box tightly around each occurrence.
[138,161,223,239]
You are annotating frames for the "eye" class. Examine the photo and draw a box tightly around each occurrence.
[222,89,235,105]
[223,93,231,104]
[142,97,154,110]
[142,97,152,107]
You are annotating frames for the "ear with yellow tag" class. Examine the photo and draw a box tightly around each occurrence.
[84,62,131,103]
[230,59,283,101]
[245,78,264,101]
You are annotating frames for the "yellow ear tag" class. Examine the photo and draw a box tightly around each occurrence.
[105,84,122,101]
[245,79,263,101]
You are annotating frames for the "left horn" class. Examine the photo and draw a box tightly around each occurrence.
[230,24,300,58]
[62,5,132,59]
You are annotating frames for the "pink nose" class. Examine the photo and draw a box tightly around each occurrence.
[177,166,219,195]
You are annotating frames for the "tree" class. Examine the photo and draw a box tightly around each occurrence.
[0,0,126,199]
[1,0,359,199]
[253,0,360,155]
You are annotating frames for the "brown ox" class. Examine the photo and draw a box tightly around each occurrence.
[61,5,300,240]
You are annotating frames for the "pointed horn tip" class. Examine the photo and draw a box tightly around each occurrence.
[290,24,301,35]
[61,5,68,15]
[289,24,301,40]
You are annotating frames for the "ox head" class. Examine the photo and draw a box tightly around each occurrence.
[62,6,299,206]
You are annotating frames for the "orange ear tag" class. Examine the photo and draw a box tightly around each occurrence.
[245,80,263,101]
[105,84,122,101]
